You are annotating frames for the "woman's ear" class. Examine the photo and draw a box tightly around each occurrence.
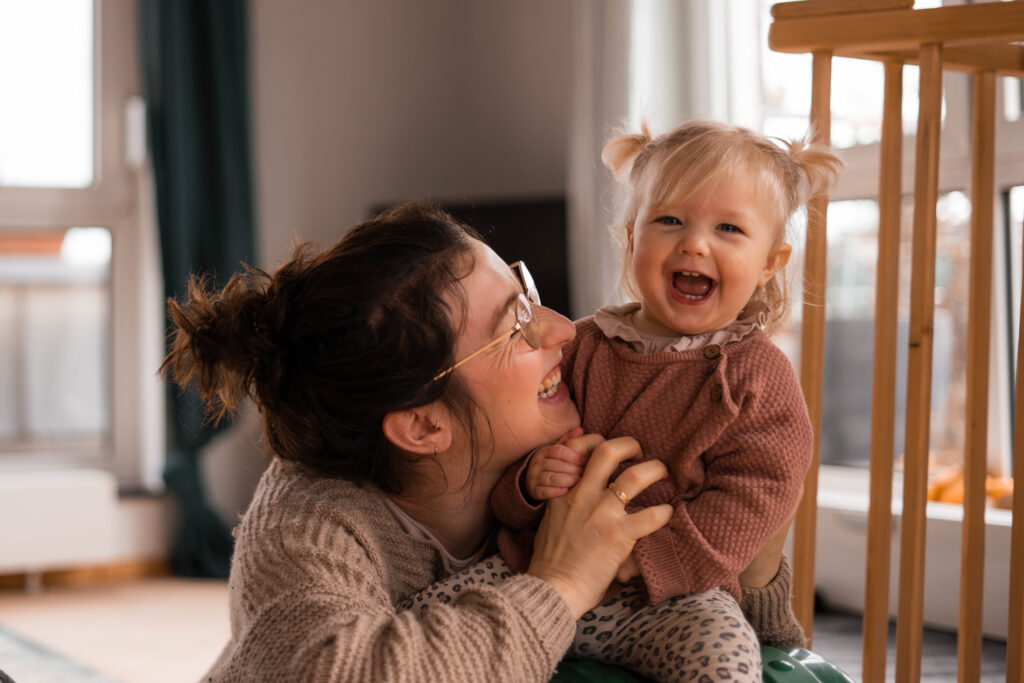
[382,407,449,458]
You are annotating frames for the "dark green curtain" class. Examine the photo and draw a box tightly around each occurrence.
[141,0,256,578]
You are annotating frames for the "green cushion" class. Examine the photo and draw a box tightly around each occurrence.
[551,647,855,682]
[761,647,856,683]
[550,658,651,682]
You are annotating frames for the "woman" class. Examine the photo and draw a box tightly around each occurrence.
[163,201,674,681]
[163,201,794,682]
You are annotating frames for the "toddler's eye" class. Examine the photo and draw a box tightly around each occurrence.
[655,216,682,226]
[717,223,742,234]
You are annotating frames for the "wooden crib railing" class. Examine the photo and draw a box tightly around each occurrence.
[768,1,1024,681]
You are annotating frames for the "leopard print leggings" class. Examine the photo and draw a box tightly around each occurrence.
[398,556,762,682]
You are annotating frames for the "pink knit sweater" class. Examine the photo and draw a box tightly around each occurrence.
[493,316,812,604]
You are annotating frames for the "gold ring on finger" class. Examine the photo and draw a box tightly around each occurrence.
[607,481,630,506]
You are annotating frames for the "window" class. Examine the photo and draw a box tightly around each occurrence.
[0,0,163,488]
[604,0,1022,479]
[744,0,1023,480]
[0,227,111,453]
[0,2,93,188]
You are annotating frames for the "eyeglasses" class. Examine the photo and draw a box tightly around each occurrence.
[433,261,542,381]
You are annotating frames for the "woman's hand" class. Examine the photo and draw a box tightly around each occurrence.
[526,434,673,619]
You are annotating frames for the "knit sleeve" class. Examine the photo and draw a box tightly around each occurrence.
[633,347,812,604]
[209,491,574,682]
[740,554,806,648]
[491,451,546,530]
[249,575,574,683]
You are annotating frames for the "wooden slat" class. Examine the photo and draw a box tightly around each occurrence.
[845,44,1024,78]
[861,59,903,683]
[957,70,996,683]
[793,50,833,647]
[1009,222,1024,683]
[769,3,1024,55]
[895,43,944,683]
[770,0,913,21]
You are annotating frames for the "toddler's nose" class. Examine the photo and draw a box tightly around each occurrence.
[677,230,709,257]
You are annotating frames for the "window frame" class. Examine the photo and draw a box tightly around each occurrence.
[0,0,164,489]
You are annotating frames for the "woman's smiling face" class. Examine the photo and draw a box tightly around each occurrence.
[628,169,791,337]
[449,240,580,473]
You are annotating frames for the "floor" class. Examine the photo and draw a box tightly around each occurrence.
[810,609,1008,682]
[0,578,1011,682]
[0,578,229,683]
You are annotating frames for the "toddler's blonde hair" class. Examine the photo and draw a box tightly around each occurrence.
[602,120,842,334]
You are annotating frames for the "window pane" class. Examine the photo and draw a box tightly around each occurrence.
[759,0,943,148]
[0,1,93,188]
[1010,186,1024,359]
[0,227,110,453]
[781,195,970,468]
[1004,78,1023,123]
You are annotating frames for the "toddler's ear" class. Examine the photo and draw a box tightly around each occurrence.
[760,243,792,285]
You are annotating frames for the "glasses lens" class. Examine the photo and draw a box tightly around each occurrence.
[513,262,541,305]
[516,294,541,349]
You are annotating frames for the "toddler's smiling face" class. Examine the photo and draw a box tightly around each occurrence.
[627,169,791,337]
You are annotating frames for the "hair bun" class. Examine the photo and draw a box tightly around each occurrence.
[161,266,277,423]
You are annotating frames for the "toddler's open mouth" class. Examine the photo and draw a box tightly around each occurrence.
[672,271,715,301]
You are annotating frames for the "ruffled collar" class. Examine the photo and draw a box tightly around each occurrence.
[593,301,768,354]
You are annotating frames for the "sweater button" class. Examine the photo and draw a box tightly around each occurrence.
[710,384,723,401]
[703,344,721,359]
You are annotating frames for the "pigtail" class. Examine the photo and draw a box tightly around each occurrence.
[749,134,842,336]
[601,120,654,182]
[160,264,277,424]
[785,136,843,203]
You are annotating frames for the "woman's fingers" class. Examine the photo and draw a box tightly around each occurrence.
[561,432,604,457]
[608,458,668,503]
[622,503,674,540]
[576,436,643,488]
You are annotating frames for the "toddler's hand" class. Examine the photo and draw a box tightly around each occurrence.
[525,429,591,500]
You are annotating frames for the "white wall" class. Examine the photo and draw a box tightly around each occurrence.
[201,0,575,519]
[250,0,573,265]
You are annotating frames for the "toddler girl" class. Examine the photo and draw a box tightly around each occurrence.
[491,120,842,679]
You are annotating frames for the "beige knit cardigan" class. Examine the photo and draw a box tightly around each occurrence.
[203,458,574,682]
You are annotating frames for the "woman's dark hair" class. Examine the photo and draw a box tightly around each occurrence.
[160,200,484,494]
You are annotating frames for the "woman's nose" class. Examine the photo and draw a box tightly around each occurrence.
[536,305,576,348]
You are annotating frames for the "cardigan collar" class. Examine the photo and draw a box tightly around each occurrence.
[593,301,768,354]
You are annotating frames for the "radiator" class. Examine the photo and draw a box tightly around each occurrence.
[0,469,117,575]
